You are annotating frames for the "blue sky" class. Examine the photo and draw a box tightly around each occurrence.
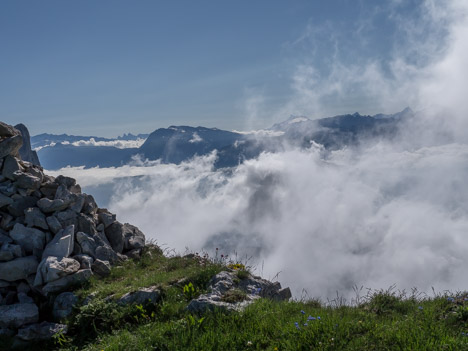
[0,0,430,136]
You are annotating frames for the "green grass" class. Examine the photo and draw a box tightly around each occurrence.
[4,247,468,350]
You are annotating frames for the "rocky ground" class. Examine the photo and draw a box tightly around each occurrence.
[0,122,146,345]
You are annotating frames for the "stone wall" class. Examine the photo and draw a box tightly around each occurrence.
[0,122,147,341]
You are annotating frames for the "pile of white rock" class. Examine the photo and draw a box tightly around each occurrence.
[0,122,146,342]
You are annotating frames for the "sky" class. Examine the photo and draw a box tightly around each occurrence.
[0,0,427,137]
[16,0,468,299]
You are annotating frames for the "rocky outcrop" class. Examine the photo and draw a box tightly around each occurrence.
[0,122,147,342]
[14,123,40,166]
[187,271,291,313]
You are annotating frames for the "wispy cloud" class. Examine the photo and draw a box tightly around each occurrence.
[47,0,468,300]
[34,137,147,151]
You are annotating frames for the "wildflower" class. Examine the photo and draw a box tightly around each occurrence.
[274,348,278,351]
[246,341,252,346]
[317,316,321,320]
[255,287,262,295]
[294,322,300,330]
[304,323,308,326]
[418,306,423,310]
[447,297,455,302]
[307,316,316,321]
[301,310,305,315]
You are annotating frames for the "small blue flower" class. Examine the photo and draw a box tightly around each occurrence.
[307,316,316,321]
[317,316,321,320]
[304,323,308,326]
[301,310,305,315]
[294,322,300,330]
[418,306,423,310]
[447,297,455,302]
[462,332,467,336]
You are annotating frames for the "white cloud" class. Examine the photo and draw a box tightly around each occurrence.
[34,138,147,151]
[54,141,468,300]
[189,132,203,143]
[47,0,468,301]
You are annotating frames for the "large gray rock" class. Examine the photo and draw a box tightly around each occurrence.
[0,256,38,281]
[0,193,13,208]
[0,243,22,261]
[40,182,58,199]
[0,135,23,159]
[2,155,21,180]
[0,231,13,244]
[76,232,97,257]
[42,225,74,259]
[0,122,19,138]
[42,268,92,294]
[34,256,80,286]
[73,254,94,269]
[10,223,45,254]
[46,215,62,234]
[36,198,70,213]
[76,213,97,235]
[18,292,34,304]
[94,245,119,264]
[91,259,111,277]
[82,195,97,215]
[117,286,161,306]
[24,207,48,230]
[14,172,42,190]
[0,303,38,328]
[17,321,67,341]
[187,271,291,313]
[97,209,116,228]
[123,223,145,251]
[14,123,41,166]
[53,292,78,321]
[105,221,125,253]
[7,196,37,217]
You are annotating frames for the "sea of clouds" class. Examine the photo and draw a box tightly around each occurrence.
[47,0,468,300]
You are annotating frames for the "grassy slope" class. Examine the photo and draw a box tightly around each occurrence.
[6,247,468,351]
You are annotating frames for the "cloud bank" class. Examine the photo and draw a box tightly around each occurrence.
[34,138,147,151]
[46,0,468,300]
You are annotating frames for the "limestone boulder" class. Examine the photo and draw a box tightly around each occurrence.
[105,221,125,253]
[0,135,23,160]
[10,223,45,254]
[123,223,145,251]
[76,232,97,257]
[24,207,48,230]
[0,303,38,328]
[0,193,14,208]
[91,259,111,277]
[14,172,42,190]
[34,256,80,286]
[117,286,161,306]
[187,271,291,313]
[97,209,116,228]
[73,254,94,269]
[17,321,67,341]
[42,225,74,259]
[42,269,92,294]
[7,196,37,218]
[37,198,70,214]
[53,292,78,321]
[0,256,38,281]
[2,155,21,180]
[0,243,22,262]
[46,215,62,234]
